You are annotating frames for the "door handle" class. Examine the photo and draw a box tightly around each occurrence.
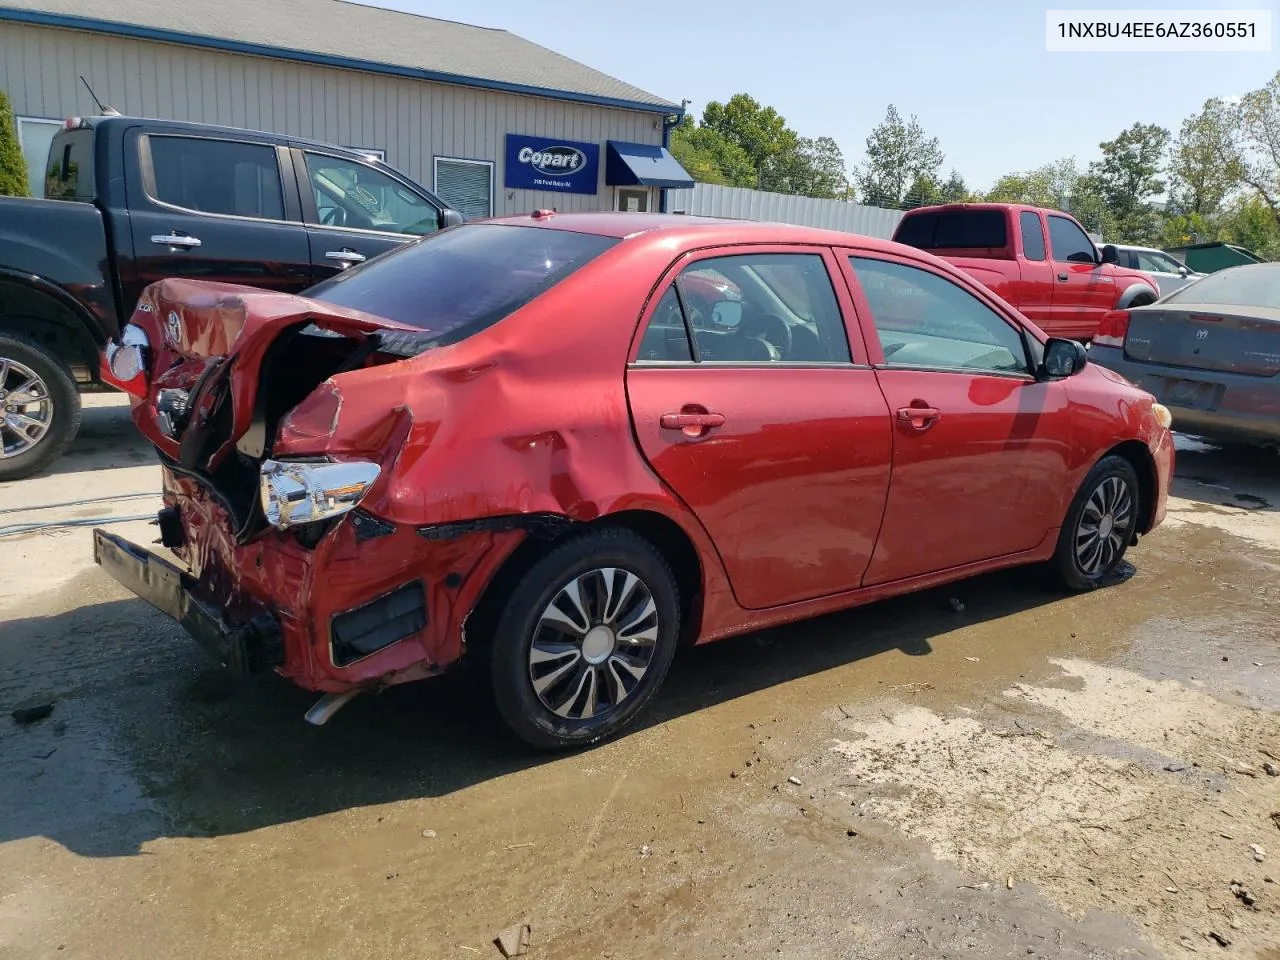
[1058,273,1069,281]
[897,405,941,430]
[660,410,724,438]
[326,249,367,267]
[151,233,202,248]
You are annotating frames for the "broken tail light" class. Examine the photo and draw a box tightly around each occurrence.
[1094,310,1131,349]
[102,323,151,397]
[259,458,380,530]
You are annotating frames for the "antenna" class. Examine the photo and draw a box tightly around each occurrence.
[79,76,121,117]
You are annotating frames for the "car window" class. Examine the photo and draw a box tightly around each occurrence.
[304,153,440,235]
[1161,265,1279,308]
[637,252,851,364]
[850,257,1029,375]
[1047,215,1097,264]
[894,210,1007,250]
[1136,251,1179,274]
[1019,212,1046,261]
[305,223,617,341]
[635,287,695,362]
[149,135,285,220]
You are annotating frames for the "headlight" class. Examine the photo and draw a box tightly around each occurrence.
[1151,403,1173,430]
[260,459,381,530]
[106,323,150,381]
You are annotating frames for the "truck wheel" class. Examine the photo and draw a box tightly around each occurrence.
[0,333,81,481]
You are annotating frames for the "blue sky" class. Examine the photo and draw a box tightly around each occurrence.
[363,0,1278,192]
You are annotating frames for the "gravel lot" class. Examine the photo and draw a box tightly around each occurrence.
[2,392,1279,960]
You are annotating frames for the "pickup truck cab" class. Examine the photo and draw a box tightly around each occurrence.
[891,203,1159,342]
[0,114,462,480]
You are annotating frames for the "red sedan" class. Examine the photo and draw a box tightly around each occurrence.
[95,213,1174,750]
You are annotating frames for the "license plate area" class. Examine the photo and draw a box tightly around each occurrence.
[1159,377,1223,411]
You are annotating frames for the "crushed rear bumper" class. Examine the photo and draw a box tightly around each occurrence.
[93,528,284,677]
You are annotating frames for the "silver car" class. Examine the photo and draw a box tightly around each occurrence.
[1089,263,1280,448]
[1104,243,1205,295]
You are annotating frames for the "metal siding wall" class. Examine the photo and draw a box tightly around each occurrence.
[0,21,665,215]
[665,184,905,239]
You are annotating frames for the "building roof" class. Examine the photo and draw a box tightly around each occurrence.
[0,0,681,114]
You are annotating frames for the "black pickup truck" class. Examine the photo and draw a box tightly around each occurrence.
[0,114,463,480]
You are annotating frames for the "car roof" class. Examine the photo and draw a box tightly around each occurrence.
[71,114,390,159]
[479,210,911,252]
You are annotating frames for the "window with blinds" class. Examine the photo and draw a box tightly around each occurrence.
[434,158,493,221]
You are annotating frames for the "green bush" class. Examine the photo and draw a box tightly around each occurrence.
[0,89,31,197]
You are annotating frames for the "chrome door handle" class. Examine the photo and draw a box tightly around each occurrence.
[151,234,202,248]
[325,249,367,266]
[1058,273,1069,281]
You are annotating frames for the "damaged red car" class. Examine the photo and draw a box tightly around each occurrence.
[94,212,1174,750]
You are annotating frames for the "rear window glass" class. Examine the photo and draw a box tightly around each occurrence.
[44,129,95,201]
[894,210,1007,250]
[305,223,619,340]
[1162,265,1280,309]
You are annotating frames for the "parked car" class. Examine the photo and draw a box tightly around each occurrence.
[1101,243,1204,295]
[891,204,1159,342]
[1089,262,1280,449]
[92,213,1174,750]
[0,114,463,481]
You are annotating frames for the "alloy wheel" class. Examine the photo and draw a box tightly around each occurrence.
[1074,475,1134,576]
[0,357,55,460]
[527,567,660,721]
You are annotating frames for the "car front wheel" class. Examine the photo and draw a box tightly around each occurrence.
[0,334,81,482]
[488,528,681,751]
[1052,455,1142,591]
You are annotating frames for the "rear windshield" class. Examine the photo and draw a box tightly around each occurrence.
[894,210,1008,250]
[305,223,619,341]
[1162,265,1280,309]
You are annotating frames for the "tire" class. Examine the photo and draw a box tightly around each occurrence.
[0,333,81,482]
[487,527,682,752]
[1051,455,1142,592]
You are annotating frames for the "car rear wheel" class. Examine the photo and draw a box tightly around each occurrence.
[1051,455,1141,592]
[488,528,681,751]
[0,334,81,482]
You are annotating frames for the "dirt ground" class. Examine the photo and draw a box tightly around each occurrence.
[2,393,1279,960]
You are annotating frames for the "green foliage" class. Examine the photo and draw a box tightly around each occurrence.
[854,105,944,206]
[1216,193,1280,260]
[0,89,31,198]
[1237,70,1280,231]
[939,169,970,203]
[678,94,849,199]
[1168,98,1244,217]
[1088,123,1171,244]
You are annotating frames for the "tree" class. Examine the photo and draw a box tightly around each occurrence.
[700,94,798,188]
[1237,70,1280,229]
[764,136,848,198]
[0,90,30,198]
[1168,97,1245,217]
[984,157,1080,209]
[670,118,756,188]
[1088,122,1171,243]
[1216,192,1280,260]
[854,104,944,207]
[903,173,941,208]
[939,169,970,203]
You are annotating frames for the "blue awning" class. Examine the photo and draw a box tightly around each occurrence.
[605,141,695,189]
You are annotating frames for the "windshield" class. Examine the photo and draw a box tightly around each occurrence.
[1162,264,1280,309]
[305,223,619,341]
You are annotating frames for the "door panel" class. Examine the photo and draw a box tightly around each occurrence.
[840,251,1072,585]
[628,367,893,608]
[625,246,892,610]
[1015,211,1055,326]
[294,149,440,283]
[124,133,311,310]
[1046,214,1114,337]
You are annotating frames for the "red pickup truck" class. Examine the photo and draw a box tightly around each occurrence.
[891,203,1159,342]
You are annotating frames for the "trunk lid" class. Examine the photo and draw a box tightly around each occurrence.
[1124,304,1280,378]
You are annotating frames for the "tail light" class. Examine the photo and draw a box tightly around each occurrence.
[1094,310,1130,348]
[259,459,381,530]
[102,323,151,397]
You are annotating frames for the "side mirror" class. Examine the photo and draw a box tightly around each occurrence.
[1099,244,1120,265]
[1178,265,1189,277]
[441,209,465,228]
[1041,337,1088,379]
[710,299,742,329]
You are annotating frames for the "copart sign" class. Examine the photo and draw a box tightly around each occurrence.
[504,134,600,195]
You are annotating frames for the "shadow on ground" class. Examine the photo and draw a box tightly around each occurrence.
[0,561,1062,859]
[1170,433,1278,513]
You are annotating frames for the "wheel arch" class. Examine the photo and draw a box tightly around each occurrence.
[1102,439,1159,535]
[464,508,706,656]
[1116,282,1159,309]
[0,274,104,382]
